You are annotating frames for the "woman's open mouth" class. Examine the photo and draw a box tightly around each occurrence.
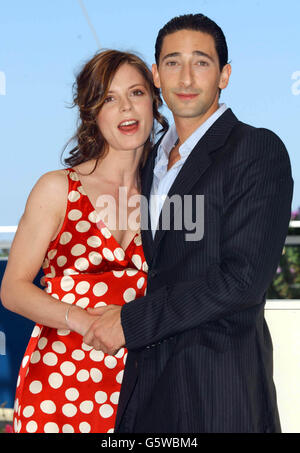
[118,119,140,134]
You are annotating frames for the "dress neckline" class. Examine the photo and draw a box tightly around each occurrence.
[69,168,140,254]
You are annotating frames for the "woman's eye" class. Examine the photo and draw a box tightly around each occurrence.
[132,89,144,96]
[103,96,114,103]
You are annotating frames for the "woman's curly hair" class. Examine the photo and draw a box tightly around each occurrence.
[62,49,168,174]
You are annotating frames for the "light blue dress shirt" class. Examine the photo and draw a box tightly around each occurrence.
[149,103,228,238]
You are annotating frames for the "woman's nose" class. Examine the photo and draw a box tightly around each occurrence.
[119,97,132,112]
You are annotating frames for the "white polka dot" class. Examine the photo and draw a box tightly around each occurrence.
[16,375,20,388]
[94,301,107,308]
[48,372,63,389]
[44,422,59,433]
[134,234,142,246]
[89,349,104,362]
[30,351,41,364]
[69,171,79,181]
[71,349,85,361]
[104,356,117,369]
[26,420,38,433]
[95,391,107,404]
[101,227,112,238]
[87,236,101,247]
[29,380,42,394]
[99,404,114,418]
[38,337,48,350]
[143,261,148,273]
[112,270,125,278]
[77,185,86,195]
[40,400,56,414]
[76,369,89,382]
[93,282,108,297]
[63,268,79,276]
[62,403,77,418]
[76,220,91,233]
[68,190,80,202]
[74,257,89,271]
[123,352,128,364]
[52,341,67,354]
[88,210,101,223]
[89,251,102,265]
[57,329,70,336]
[57,255,67,267]
[90,368,102,383]
[114,247,125,261]
[137,277,145,289]
[123,287,136,303]
[102,247,115,261]
[51,293,59,300]
[79,422,91,433]
[62,424,74,433]
[14,398,19,413]
[42,258,49,269]
[22,355,29,368]
[60,276,75,292]
[43,352,58,366]
[71,243,86,256]
[82,342,93,351]
[68,209,82,221]
[126,268,138,276]
[76,297,90,309]
[45,281,52,293]
[116,370,124,384]
[31,325,41,338]
[23,406,35,418]
[132,254,142,269]
[59,232,72,245]
[65,388,79,402]
[75,281,90,295]
[48,249,57,260]
[110,392,120,405]
[114,348,125,358]
[60,361,76,376]
[80,400,94,414]
[61,293,75,304]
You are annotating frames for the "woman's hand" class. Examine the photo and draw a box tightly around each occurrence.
[82,305,125,355]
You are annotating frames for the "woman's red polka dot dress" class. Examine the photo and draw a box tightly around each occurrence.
[13,169,148,433]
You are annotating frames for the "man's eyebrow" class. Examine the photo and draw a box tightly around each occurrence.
[161,50,215,63]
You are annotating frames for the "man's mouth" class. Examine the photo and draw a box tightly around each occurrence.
[175,93,199,101]
[118,119,139,134]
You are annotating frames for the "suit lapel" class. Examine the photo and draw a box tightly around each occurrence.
[141,109,239,261]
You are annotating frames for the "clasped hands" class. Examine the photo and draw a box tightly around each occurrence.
[83,305,125,356]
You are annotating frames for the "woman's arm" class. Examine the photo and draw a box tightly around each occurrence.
[0,170,96,336]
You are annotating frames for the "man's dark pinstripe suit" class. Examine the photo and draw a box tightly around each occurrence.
[115,108,293,433]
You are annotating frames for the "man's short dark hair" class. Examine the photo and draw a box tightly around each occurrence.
[155,14,228,70]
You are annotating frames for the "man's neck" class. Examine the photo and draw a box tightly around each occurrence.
[174,103,220,144]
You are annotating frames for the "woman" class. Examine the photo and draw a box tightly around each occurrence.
[0,50,167,433]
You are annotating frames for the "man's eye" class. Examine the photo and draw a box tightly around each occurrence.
[197,60,209,66]
[166,61,178,66]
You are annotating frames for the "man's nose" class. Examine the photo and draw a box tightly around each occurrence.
[179,63,193,88]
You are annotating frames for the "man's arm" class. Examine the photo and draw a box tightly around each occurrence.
[120,128,293,350]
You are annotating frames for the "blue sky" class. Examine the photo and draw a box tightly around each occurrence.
[0,0,299,234]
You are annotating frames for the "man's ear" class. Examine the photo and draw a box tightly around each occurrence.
[152,64,161,89]
[219,63,231,90]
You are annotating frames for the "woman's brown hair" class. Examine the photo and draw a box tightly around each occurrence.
[62,49,168,174]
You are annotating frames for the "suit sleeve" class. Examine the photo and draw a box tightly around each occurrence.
[121,128,294,350]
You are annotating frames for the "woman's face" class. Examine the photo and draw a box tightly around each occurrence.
[96,63,154,153]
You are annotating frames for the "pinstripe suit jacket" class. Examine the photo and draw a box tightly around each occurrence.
[115,109,293,433]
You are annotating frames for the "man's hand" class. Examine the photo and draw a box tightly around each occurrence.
[83,305,125,355]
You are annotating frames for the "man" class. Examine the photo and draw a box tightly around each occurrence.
[84,14,293,432]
